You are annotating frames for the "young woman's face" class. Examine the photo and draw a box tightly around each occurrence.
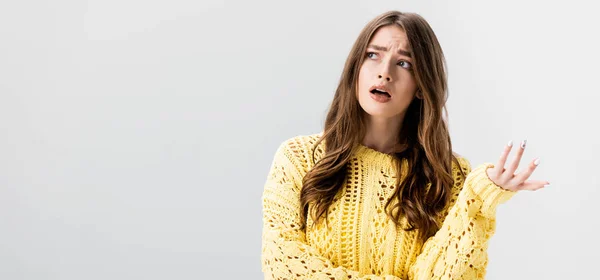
[356,25,419,119]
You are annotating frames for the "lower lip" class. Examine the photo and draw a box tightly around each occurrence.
[370,92,391,103]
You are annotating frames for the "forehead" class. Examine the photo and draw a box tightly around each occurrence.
[368,25,410,49]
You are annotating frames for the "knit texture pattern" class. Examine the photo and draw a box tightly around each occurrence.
[261,133,516,279]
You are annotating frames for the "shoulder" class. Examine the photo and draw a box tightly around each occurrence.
[274,131,325,172]
[279,131,322,148]
[452,151,472,174]
[277,132,322,154]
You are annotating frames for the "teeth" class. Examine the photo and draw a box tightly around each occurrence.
[371,89,388,94]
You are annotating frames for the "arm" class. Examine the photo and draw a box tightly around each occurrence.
[261,140,402,279]
[408,158,517,280]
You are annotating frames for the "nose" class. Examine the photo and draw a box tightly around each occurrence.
[378,74,392,82]
[377,60,393,82]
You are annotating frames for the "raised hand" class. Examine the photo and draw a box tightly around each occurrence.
[486,140,550,192]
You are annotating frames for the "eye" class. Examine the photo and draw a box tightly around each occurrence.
[366,52,378,59]
[397,60,413,70]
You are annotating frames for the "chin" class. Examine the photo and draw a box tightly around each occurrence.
[361,106,397,118]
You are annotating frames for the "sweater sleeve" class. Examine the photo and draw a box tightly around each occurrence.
[408,158,517,280]
[261,140,402,280]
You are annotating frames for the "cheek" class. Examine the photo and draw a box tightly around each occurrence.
[398,72,417,89]
[358,65,372,89]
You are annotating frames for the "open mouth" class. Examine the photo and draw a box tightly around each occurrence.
[370,88,391,97]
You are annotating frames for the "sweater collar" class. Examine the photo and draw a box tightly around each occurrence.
[355,143,395,161]
[354,144,403,178]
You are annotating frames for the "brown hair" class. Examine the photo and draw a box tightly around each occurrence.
[299,10,466,244]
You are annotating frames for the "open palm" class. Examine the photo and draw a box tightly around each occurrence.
[486,140,550,192]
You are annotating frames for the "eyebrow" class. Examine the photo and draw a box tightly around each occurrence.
[367,44,412,58]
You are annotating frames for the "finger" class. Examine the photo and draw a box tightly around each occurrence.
[505,139,527,179]
[517,179,550,191]
[495,140,513,176]
[512,157,540,184]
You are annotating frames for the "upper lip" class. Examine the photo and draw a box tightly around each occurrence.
[369,84,391,96]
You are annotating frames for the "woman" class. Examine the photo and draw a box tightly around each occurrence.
[261,10,549,279]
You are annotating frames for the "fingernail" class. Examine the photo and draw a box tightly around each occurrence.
[521,139,527,149]
[534,158,540,166]
[544,183,550,187]
[507,140,513,147]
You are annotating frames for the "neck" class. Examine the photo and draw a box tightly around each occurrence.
[361,113,405,154]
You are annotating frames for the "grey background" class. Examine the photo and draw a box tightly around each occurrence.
[1,0,599,279]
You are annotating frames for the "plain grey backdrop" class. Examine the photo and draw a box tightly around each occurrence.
[1,0,599,279]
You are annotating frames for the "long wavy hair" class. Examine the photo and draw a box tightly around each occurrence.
[298,11,467,244]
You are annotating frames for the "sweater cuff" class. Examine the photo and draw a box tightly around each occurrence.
[465,162,517,218]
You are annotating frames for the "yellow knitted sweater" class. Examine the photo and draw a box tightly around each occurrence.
[261,133,517,279]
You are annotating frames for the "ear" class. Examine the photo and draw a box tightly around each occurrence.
[416,90,423,99]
